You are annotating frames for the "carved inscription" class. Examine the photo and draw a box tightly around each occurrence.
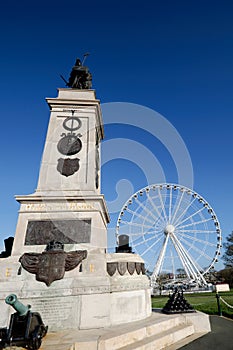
[25,219,91,245]
[31,297,75,328]
[25,203,94,211]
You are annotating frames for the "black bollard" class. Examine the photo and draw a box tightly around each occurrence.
[216,292,222,316]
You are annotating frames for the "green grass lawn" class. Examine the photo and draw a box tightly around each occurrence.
[151,290,233,319]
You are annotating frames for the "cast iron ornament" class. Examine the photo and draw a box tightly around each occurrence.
[19,241,87,286]
[57,135,82,156]
[57,116,82,156]
[162,287,195,314]
[57,158,80,177]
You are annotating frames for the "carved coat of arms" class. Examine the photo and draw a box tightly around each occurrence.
[19,242,87,286]
[57,158,80,177]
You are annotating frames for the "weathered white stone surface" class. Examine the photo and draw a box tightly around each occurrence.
[0,88,152,333]
[0,252,151,331]
[6,310,209,350]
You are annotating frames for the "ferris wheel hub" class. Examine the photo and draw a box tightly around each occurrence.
[164,224,175,235]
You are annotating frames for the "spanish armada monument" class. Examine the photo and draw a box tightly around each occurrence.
[0,58,210,349]
[0,58,151,331]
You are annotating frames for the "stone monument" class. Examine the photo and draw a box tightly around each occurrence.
[0,58,151,332]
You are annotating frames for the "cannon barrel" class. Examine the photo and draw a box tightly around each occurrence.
[5,294,30,316]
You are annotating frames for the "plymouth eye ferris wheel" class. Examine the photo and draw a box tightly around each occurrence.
[116,183,222,287]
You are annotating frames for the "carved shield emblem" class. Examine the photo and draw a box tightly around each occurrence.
[57,158,80,177]
[117,262,127,276]
[107,262,117,276]
[127,262,135,275]
[135,262,142,275]
[37,251,66,286]
[19,249,87,286]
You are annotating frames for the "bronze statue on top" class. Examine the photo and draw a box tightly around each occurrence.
[61,54,92,89]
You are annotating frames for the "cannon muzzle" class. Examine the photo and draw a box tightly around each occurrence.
[5,294,30,316]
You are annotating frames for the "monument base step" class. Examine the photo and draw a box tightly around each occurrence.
[4,310,210,350]
[116,324,194,349]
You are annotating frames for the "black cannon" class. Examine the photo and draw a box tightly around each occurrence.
[115,234,132,253]
[0,294,48,350]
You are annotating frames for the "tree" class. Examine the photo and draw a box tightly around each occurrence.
[217,268,233,287]
[222,231,233,268]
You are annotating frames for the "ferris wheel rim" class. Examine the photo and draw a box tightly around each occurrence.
[116,183,222,281]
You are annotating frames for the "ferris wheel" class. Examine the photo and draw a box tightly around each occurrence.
[116,183,222,286]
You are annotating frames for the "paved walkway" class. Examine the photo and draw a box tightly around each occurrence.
[181,315,233,349]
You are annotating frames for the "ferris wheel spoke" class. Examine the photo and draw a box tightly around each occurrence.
[172,196,196,226]
[141,235,164,257]
[146,192,166,224]
[176,232,217,247]
[178,229,216,234]
[158,189,168,222]
[169,186,173,223]
[177,217,213,229]
[170,190,185,224]
[174,206,206,227]
[126,207,155,225]
[133,233,163,248]
[120,220,154,230]
[134,196,161,222]
[178,235,213,263]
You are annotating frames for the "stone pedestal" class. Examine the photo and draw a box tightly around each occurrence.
[0,252,151,331]
[0,88,151,332]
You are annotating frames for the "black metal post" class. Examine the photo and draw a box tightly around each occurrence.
[216,292,222,316]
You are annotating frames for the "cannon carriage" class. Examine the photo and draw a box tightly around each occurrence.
[0,294,47,350]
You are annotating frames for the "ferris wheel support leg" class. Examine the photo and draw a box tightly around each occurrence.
[171,235,200,282]
[171,234,207,286]
[151,234,169,285]
[169,235,193,279]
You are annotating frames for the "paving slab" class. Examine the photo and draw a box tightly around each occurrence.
[180,315,233,350]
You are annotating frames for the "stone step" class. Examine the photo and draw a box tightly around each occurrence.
[165,332,207,350]
[116,324,194,350]
[9,311,209,350]
[98,315,186,350]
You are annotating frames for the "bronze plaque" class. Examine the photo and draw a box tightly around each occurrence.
[25,219,91,245]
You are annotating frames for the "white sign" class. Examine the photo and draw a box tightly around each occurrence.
[215,284,230,292]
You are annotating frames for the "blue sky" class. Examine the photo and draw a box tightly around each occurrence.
[0,1,232,271]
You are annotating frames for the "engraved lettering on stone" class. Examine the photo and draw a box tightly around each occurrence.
[31,298,74,326]
[25,203,94,212]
